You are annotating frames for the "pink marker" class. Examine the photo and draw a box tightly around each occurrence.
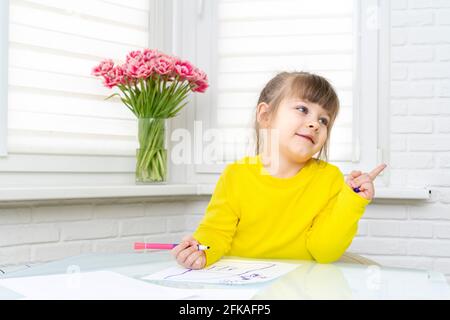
[134,242,210,251]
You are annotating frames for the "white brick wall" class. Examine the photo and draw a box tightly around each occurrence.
[0,199,210,267]
[349,0,450,284]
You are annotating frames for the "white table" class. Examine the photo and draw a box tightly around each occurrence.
[0,252,449,299]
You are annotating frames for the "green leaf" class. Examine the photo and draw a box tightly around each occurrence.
[105,93,120,101]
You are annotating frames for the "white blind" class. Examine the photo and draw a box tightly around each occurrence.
[0,0,8,157]
[7,0,150,157]
[214,0,355,163]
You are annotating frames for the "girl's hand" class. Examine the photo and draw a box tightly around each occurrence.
[171,235,206,270]
[345,164,387,201]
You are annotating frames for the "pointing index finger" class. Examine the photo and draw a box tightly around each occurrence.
[368,163,387,180]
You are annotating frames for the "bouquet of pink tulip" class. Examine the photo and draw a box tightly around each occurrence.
[92,49,208,183]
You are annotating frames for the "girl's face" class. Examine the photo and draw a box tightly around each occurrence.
[264,98,330,163]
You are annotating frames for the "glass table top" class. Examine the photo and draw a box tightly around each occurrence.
[1,252,449,300]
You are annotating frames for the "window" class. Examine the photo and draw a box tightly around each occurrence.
[1,0,152,187]
[0,0,8,157]
[174,0,383,184]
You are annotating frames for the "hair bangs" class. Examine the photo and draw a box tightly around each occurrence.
[286,74,339,121]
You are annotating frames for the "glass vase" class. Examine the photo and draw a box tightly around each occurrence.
[136,118,168,184]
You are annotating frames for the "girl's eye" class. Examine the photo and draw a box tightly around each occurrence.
[297,106,308,113]
[297,106,329,126]
[319,118,329,126]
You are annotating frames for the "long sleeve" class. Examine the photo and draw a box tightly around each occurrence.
[193,165,240,267]
[306,169,371,263]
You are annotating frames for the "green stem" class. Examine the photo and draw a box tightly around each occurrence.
[136,118,167,182]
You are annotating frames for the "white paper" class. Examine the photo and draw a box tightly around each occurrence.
[0,271,194,300]
[142,258,300,285]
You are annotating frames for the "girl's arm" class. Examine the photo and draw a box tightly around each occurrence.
[192,165,240,267]
[305,169,371,263]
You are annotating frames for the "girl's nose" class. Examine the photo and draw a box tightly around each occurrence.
[308,122,319,130]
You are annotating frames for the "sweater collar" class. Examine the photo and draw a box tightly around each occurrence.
[253,154,318,188]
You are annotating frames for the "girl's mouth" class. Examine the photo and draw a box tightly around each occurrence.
[295,134,314,144]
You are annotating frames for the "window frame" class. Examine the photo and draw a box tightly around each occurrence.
[1,0,175,187]
[170,0,389,185]
[0,0,9,157]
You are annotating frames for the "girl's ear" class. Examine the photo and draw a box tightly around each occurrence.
[256,102,272,128]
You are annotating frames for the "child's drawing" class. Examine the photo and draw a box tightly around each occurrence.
[142,258,299,285]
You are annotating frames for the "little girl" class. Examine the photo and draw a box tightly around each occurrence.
[172,71,386,269]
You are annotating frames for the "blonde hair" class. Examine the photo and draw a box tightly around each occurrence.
[254,71,340,163]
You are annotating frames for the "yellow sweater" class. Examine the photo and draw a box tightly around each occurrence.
[193,155,371,266]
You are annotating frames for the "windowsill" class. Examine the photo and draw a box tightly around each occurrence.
[0,184,202,202]
[198,185,431,200]
[0,184,431,203]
